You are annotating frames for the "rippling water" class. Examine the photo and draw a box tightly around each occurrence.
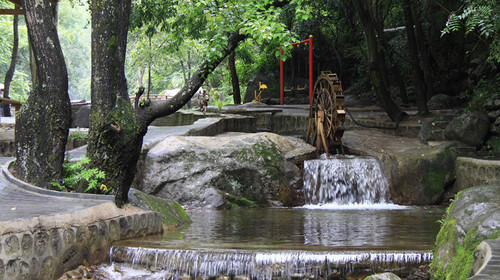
[119,207,443,251]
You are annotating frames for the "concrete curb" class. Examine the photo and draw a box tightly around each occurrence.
[2,159,113,201]
[470,239,500,279]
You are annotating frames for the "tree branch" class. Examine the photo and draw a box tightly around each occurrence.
[138,31,246,126]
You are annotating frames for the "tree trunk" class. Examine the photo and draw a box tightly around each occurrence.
[16,0,71,188]
[89,0,246,206]
[3,5,20,117]
[403,0,429,115]
[353,0,405,122]
[88,0,144,205]
[373,4,409,105]
[413,3,434,100]
[228,51,241,104]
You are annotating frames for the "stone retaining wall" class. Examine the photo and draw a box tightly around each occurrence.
[0,203,163,280]
[454,157,500,192]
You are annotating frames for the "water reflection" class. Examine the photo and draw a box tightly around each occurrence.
[120,207,443,251]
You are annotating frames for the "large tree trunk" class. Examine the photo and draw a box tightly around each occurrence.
[88,0,145,205]
[403,0,429,115]
[89,0,246,206]
[3,5,20,117]
[353,0,405,122]
[228,51,241,104]
[15,0,71,188]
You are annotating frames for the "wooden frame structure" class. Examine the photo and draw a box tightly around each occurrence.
[280,35,313,106]
[0,0,22,15]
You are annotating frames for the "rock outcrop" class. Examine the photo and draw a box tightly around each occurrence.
[132,132,316,208]
[343,130,463,205]
[430,184,500,280]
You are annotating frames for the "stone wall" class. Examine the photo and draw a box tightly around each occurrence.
[0,203,163,280]
[454,157,500,192]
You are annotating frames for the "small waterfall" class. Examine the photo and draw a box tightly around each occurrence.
[303,156,391,205]
[108,246,432,279]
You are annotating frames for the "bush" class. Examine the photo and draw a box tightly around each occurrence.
[51,156,108,194]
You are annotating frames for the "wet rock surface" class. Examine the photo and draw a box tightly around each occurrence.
[132,132,316,208]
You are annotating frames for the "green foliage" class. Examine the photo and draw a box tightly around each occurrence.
[463,76,500,111]
[442,0,500,64]
[483,136,500,155]
[51,156,108,194]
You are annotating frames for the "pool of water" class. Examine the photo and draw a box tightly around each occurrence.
[117,206,444,252]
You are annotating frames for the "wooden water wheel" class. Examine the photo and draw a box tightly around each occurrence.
[306,71,346,157]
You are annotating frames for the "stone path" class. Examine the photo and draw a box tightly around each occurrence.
[0,157,110,223]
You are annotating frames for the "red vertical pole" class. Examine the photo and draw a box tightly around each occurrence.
[280,48,284,105]
[309,35,313,105]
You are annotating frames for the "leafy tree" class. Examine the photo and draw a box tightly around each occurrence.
[88,0,310,205]
[352,0,406,121]
[442,0,499,64]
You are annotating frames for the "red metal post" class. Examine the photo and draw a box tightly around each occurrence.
[309,35,313,105]
[280,48,284,105]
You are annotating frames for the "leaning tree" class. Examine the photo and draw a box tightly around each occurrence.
[89,0,309,205]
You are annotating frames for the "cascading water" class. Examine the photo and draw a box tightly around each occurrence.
[302,156,392,205]
[80,155,443,280]
[102,246,432,280]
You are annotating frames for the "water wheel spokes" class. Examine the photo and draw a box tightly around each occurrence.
[306,71,346,157]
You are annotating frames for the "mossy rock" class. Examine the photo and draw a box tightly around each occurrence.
[430,184,500,279]
[128,188,191,226]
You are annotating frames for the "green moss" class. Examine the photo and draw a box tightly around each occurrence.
[225,196,256,208]
[108,35,117,49]
[421,147,455,200]
[430,196,500,280]
[137,192,191,226]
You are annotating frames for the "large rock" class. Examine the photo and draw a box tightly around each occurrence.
[364,272,401,280]
[430,184,500,279]
[71,104,90,128]
[343,130,463,205]
[132,132,316,208]
[445,111,490,147]
[427,94,453,110]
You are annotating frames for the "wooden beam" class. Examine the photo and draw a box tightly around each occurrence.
[0,9,23,15]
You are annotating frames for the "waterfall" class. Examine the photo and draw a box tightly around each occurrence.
[303,156,391,205]
[108,246,432,280]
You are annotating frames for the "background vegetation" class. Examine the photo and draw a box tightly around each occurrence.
[0,0,498,108]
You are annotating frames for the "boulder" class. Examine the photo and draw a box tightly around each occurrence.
[445,111,490,147]
[364,272,401,280]
[71,104,90,128]
[430,184,500,279]
[131,132,316,208]
[427,94,453,110]
[343,130,463,205]
[418,117,450,142]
